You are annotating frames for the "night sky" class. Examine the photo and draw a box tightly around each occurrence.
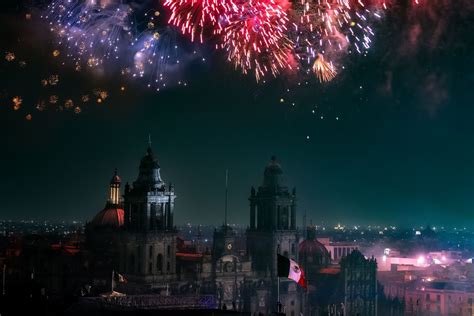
[0,0,473,227]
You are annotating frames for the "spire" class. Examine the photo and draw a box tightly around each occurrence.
[224,169,228,229]
[147,134,153,155]
[110,168,121,184]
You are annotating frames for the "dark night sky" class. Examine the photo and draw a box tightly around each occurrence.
[0,0,473,227]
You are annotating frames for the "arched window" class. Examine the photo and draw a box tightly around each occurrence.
[149,245,153,258]
[167,245,171,255]
[167,262,170,272]
[157,254,163,273]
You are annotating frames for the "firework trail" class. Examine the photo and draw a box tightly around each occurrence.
[219,0,293,82]
[164,0,234,43]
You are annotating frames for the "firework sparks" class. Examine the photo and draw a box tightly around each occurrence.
[220,0,293,82]
[289,0,383,81]
[12,96,22,110]
[42,0,134,68]
[5,52,16,62]
[164,0,233,43]
[312,53,336,82]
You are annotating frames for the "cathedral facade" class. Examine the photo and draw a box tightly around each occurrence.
[86,148,377,315]
[119,145,178,288]
[201,157,303,315]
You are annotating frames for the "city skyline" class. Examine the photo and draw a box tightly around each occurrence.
[1,0,473,227]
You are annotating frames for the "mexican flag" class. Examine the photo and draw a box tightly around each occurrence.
[277,254,307,288]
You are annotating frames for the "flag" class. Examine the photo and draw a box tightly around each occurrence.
[277,254,306,288]
[114,272,127,284]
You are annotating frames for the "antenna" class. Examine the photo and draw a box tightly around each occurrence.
[303,210,307,239]
[225,169,228,229]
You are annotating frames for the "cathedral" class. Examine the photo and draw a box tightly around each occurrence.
[120,144,177,288]
[87,145,377,315]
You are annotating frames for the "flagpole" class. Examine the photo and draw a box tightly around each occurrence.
[277,276,280,313]
[2,264,5,296]
[224,169,228,230]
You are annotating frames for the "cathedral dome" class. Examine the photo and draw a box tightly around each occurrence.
[133,146,164,190]
[91,206,124,228]
[299,239,330,261]
[263,156,284,188]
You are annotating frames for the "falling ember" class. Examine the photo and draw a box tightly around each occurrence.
[49,95,59,104]
[12,96,22,110]
[99,91,108,100]
[312,54,337,83]
[74,106,82,114]
[64,99,74,109]
[5,52,15,62]
[48,75,59,85]
[52,50,61,57]
[81,95,90,103]
[25,114,32,121]
[36,101,46,112]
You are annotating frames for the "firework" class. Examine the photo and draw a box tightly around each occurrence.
[49,95,59,104]
[220,0,293,82]
[12,96,22,110]
[289,0,382,81]
[42,0,134,68]
[5,52,16,62]
[164,0,233,43]
[312,53,336,82]
[130,8,192,91]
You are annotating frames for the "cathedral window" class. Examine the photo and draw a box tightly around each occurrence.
[129,254,135,273]
[157,254,163,273]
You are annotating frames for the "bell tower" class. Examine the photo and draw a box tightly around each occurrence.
[109,168,121,206]
[247,156,299,275]
[121,141,177,285]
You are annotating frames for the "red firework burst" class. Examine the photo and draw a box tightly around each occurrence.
[221,0,292,81]
[164,0,233,42]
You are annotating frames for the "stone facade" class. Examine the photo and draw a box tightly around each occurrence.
[119,145,178,288]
